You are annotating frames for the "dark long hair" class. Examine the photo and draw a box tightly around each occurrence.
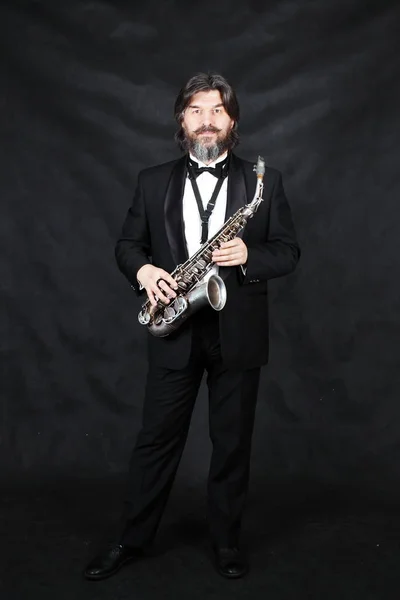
[174,72,240,151]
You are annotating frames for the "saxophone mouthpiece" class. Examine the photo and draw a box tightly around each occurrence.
[256,156,265,178]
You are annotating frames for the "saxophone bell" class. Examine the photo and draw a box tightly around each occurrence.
[145,274,227,338]
[190,274,227,312]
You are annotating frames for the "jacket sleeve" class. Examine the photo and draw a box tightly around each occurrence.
[115,171,151,295]
[243,171,300,283]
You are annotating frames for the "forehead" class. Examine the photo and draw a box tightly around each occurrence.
[187,89,223,108]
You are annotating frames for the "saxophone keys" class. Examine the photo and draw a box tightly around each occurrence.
[163,306,176,321]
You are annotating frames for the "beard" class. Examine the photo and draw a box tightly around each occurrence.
[182,125,235,163]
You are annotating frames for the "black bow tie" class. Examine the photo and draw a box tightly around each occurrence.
[188,156,229,179]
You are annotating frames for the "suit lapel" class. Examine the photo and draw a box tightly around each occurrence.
[219,154,248,281]
[225,154,247,228]
[164,156,189,266]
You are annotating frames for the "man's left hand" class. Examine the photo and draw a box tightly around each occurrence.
[212,237,248,266]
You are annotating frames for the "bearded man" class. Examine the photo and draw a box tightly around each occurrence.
[84,72,300,581]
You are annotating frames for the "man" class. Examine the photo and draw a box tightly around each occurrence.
[84,73,300,581]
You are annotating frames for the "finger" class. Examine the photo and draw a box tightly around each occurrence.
[157,279,177,298]
[151,284,170,304]
[215,258,245,266]
[219,239,243,249]
[159,270,179,290]
[147,289,158,307]
[215,252,246,264]
[213,248,244,259]
[213,248,229,258]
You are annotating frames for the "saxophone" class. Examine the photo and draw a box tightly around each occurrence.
[138,155,266,337]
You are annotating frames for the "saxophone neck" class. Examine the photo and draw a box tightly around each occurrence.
[245,180,264,214]
[246,156,265,212]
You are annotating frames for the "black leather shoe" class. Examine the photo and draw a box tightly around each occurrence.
[213,546,249,579]
[84,544,139,581]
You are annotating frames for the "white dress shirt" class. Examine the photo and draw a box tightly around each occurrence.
[183,152,228,281]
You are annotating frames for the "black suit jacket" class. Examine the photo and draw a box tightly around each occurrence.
[115,153,300,370]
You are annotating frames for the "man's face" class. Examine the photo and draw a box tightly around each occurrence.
[181,90,234,163]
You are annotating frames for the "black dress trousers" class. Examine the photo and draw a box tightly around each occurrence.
[120,307,261,549]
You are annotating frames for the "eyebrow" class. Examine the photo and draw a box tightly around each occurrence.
[188,103,224,109]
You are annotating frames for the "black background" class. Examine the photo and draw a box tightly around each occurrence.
[2,0,400,508]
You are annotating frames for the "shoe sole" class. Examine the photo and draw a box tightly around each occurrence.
[84,555,137,581]
[216,566,249,579]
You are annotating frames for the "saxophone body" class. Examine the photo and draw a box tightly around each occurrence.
[138,156,266,338]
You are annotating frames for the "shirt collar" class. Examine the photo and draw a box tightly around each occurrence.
[188,151,228,169]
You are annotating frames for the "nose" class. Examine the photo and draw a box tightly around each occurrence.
[202,111,214,127]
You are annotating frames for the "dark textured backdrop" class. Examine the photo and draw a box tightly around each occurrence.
[2,0,400,503]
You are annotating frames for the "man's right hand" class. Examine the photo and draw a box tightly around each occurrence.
[137,264,178,307]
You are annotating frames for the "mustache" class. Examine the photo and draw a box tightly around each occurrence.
[194,126,221,134]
